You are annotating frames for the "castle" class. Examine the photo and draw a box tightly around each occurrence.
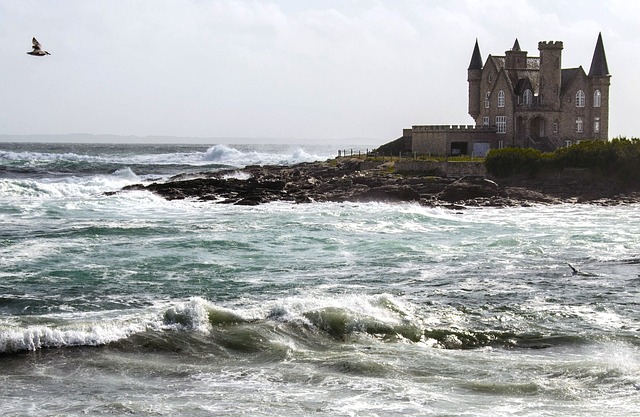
[391,34,610,157]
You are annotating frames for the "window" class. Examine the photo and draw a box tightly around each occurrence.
[485,92,490,108]
[488,73,492,83]
[498,140,504,149]
[594,90,601,107]
[553,121,558,134]
[523,89,532,105]
[496,116,506,133]
[498,90,505,107]
[482,117,489,126]
[565,140,573,147]
[594,117,600,133]
[575,90,586,107]
[576,117,583,133]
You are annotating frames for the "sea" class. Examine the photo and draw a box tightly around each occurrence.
[1,142,639,416]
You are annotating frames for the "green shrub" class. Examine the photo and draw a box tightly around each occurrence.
[485,138,640,184]
[484,147,545,177]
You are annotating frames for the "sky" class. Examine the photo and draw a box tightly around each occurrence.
[0,0,637,144]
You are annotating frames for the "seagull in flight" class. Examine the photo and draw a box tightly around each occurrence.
[27,37,50,56]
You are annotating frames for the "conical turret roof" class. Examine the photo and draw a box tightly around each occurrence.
[468,39,483,70]
[588,32,610,77]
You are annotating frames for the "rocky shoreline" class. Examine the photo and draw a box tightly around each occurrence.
[120,158,640,208]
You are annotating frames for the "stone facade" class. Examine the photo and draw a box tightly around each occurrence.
[410,125,498,157]
[402,34,611,157]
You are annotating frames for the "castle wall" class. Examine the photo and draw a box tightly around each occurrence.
[411,125,498,156]
[557,74,610,144]
[594,77,611,141]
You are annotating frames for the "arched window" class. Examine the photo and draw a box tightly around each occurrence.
[485,92,490,109]
[594,90,601,107]
[523,89,532,105]
[498,90,505,107]
[575,90,586,107]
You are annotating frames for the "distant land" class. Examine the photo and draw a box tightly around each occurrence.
[0,134,381,146]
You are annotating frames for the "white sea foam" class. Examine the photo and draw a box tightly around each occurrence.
[0,320,147,353]
[162,297,217,333]
[0,170,146,200]
[0,239,60,268]
[201,144,331,167]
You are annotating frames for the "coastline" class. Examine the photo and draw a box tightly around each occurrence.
[122,158,640,208]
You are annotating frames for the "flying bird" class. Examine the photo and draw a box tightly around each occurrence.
[27,37,50,56]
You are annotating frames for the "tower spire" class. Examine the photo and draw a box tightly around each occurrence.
[512,38,521,51]
[588,32,610,77]
[468,39,483,70]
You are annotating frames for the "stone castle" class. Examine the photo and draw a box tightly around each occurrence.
[387,33,611,157]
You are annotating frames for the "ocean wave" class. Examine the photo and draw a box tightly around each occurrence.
[1,145,334,186]
[1,295,613,355]
[201,144,330,167]
[0,173,141,199]
[0,320,147,354]
[0,149,221,178]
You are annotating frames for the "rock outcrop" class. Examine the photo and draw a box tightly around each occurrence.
[120,158,640,207]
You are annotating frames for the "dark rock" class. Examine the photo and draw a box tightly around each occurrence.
[116,158,640,207]
[438,179,504,203]
[355,185,421,202]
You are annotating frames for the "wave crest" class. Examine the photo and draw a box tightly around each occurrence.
[201,144,329,167]
[0,321,145,354]
[162,297,248,332]
[0,295,598,355]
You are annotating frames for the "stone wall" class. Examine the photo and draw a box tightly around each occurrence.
[410,125,499,156]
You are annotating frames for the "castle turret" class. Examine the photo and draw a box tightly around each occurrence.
[588,33,611,139]
[588,32,610,77]
[505,38,528,70]
[538,40,563,109]
[467,39,483,120]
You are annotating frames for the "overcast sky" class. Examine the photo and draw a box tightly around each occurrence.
[0,0,636,144]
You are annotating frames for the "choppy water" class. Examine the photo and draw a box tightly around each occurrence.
[1,142,639,416]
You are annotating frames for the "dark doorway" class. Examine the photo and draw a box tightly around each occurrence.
[450,142,468,156]
[530,117,546,140]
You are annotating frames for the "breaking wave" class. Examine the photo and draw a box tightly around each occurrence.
[202,144,330,167]
[0,295,620,355]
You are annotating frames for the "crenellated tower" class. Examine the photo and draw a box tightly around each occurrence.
[538,41,563,109]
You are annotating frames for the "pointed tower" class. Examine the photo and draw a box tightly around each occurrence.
[588,32,611,140]
[588,32,610,77]
[505,38,528,70]
[467,39,483,120]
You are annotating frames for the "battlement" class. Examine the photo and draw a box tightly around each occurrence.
[412,124,496,132]
[538,40,563,49]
